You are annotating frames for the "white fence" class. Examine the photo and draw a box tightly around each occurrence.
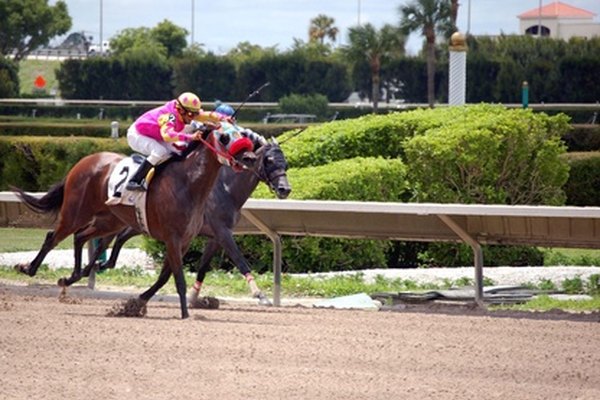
[2,192,600,306]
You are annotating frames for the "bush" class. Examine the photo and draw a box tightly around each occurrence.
[417,243,544,268]
[562,124,600,152]
[167,157,411,273]
[0,137,130,191]
[278,93,329,118]
[563,152,600,206]
[404,105,570,205]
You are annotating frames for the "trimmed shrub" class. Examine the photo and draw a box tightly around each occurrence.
[278,93,329,118]
[404,105,570,205]
[152,157,411,273]
[563,152,600,206]
[0,137,130,191]
[562,124,600,152]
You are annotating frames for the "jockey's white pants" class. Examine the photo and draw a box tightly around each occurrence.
[127,125,173,166]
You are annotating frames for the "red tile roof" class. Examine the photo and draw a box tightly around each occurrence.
[518,1,596,19]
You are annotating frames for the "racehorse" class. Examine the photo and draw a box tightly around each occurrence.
[84,138,291,306]
[13,126,256,319]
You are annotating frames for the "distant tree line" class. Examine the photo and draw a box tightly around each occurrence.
[1,0,599,105]
[50,34,600,105]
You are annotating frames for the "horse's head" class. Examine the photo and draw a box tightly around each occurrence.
[256,138,291,199]
[210,122,257,171]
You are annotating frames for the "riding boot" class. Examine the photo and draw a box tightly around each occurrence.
[126,159,153,191]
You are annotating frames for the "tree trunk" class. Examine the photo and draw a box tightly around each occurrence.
[372,72,380,112]
[426,40,435,108]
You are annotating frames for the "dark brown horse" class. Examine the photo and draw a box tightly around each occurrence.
[89,138,290,306]
[13,127,256,319]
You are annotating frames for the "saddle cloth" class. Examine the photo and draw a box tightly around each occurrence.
[105,155,150,234]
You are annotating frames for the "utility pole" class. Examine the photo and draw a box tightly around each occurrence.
[191,0,195,46]
[99,0,103,53]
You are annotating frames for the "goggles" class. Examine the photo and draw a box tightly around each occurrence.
[177,100,200,118]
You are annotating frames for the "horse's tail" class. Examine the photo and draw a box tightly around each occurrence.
[10,181,65,216]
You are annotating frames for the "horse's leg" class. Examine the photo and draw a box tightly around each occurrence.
[139,261,172,303]
[58,216,124,287]
[17,219,82,277]
[138,240,190,319]
[188,239,221,305]
[81,235,115,277]
[98,227,140,271]
[217,230,272,306]
[172,262,189,319]
[16,230,55,276]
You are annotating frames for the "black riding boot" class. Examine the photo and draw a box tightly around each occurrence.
[126,159,153,191]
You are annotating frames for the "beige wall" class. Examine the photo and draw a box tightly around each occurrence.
[520,17,600,39]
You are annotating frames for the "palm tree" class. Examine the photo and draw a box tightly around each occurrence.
[399,0,452,107]
[308,14,339,45]
[343,23,406,112]
[450,0,459,30]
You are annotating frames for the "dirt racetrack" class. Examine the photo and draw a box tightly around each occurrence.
[0,282,599,400]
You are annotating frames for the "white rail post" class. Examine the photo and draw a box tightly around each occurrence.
[448,32,467,106]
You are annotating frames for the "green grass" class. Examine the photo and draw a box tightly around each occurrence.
[0,266,598,312]
[493,295,600,312]
[18,59,62,95]
[542,247,600,266]
[0,227,144,252]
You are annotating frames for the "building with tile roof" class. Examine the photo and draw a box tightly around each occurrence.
[518,1,600,39]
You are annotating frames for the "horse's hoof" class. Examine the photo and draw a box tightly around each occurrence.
[98,262,113,272]
[14,264,31,276]
[256,292,273,306]
[258,296,273,306]
[57,278,68,287]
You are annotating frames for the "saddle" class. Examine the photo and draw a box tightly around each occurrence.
[105,155,151,234]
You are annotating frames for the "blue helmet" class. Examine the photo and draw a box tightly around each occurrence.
[215,103,235,117]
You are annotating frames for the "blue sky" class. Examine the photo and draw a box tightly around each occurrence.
[53,0,600,55]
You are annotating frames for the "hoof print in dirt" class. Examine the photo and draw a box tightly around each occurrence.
[190,296,220,309]
[107,297,147,317]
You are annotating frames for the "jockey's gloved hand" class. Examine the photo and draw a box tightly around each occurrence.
[190,120,203,132]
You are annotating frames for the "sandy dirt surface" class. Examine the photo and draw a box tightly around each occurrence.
[0,282,599,400]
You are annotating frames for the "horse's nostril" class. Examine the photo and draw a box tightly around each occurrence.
[278,186,291,199]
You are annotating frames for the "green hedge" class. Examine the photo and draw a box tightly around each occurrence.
[0,137,130,191]
[404,105,570,205]
[0,118,302,139]
[563,152,600,206]
[562,124,600,152]
[149,157,411,273]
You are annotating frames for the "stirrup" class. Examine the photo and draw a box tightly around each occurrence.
[125,180,146,192]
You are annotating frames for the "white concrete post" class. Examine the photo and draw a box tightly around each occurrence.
[449,32,467,106]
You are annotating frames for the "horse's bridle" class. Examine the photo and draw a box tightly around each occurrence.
[195,127,251,172]
[255,142,288,194]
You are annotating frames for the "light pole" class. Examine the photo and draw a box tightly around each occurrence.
[467,0,471,34]
[357,0,361,25]
[191,0,195,46]
[99,0,103,53]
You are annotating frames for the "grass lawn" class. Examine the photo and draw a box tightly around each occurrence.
[0,227,144,252]
[18,59,62,96]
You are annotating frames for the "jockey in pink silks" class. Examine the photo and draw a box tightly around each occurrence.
[125,92,226,191]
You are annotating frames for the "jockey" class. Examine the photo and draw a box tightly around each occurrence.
[125,92,226,191]
[214,101,236,120]
[214,101,267,148]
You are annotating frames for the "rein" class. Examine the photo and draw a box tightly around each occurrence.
[196,131,249,171]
